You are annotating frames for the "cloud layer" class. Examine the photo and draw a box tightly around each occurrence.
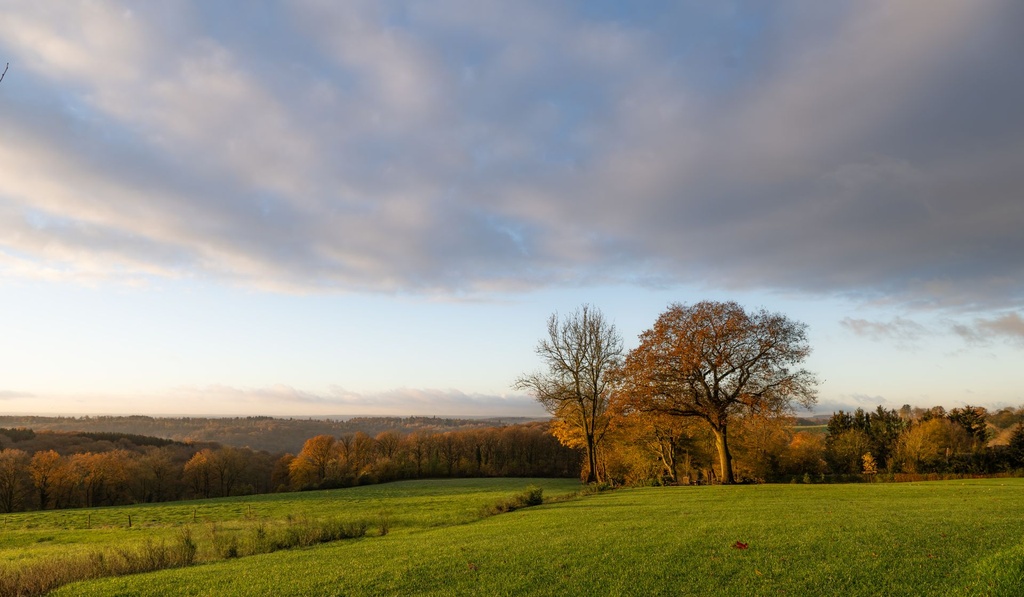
[0,384,544,417]
[2,1,1022,307]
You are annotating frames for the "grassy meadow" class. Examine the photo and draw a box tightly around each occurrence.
[4,478,1022,596]
[0,478,581,594]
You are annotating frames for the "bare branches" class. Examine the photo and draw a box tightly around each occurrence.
[0,63,7,84]
[515,304,623,483]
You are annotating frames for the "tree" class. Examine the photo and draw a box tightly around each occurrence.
[0,449,30,512]
[862,453,878,475]
[617,301,817,484]
[69,451,134,507]
[29,450,69,509]
[604,400,709,485]
[730,413,793,481]
[211,447,248,497]
[183,450,214,498]
[289,435,338,488]
[780,431,827,477]
[825,407,906,473]
[515,305,623,483]
[895,418,974,473]
[827,429,872,474]
[1009,423,1024,467]
[437,432,465,476]
[947,405,990,446]
[135,448,179,503]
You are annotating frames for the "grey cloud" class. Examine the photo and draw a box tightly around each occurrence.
[840,316,927,346]
[954,312,1024,347]
[1,1,1022,307]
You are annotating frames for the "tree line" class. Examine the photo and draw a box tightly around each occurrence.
[516,301,1024,484]
[595,403,1024,485]
[0,404,1020,513]
[0,423,576,513]
[822,404,1024,477]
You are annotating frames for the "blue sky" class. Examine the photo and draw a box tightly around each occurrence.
[1,1,1022,417]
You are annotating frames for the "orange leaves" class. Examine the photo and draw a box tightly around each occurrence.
[548,418,588,450]
[616,301,818,484]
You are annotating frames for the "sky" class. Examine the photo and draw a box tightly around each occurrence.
[1,0,1022,418]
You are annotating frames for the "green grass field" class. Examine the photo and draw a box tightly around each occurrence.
[10,478,1024,596]
[0,478,578,571]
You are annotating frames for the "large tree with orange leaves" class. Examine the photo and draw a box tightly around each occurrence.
[515,305,623,483]
[618,301,817,484]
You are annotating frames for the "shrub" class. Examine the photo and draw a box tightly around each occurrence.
[0,514,374,595]
[522,485,544,506]
[482,486,545,516]
[175,527,198,566]
[377,513,391,536]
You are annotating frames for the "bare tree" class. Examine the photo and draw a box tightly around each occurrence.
[515,305,623,483]
[618,301,817,484]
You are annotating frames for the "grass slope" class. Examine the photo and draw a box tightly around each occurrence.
[0,479,580,581]
[51,479,1024,596]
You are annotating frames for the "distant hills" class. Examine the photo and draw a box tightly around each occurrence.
[0,415,546,454]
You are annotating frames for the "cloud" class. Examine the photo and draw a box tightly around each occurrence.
[0,384,546,417]
[1,1,1022,306]
[814,394,895,415]
[840,316,927,346]
[953,312,1024,347]
[160,385,547,417]
[0,390,35,401]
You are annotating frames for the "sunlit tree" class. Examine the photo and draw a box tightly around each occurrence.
[617,301,817,484]
[289,435,339,488]
[515,305,623,483]
[29,450,70,509]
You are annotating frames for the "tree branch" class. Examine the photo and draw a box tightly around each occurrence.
[0,63,8,84]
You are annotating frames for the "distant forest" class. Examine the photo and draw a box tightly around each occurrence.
[0,417,575,513]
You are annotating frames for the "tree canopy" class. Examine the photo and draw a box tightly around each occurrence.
[616,301,817,484]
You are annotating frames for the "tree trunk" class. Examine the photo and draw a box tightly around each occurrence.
[711,425,735,484]
[658,439,677,483]
[585,434,600,483]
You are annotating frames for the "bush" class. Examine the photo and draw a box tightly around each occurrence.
[481,486,545,516]
[377,513,391,536]
[522,485,544,506]
[175,527,198,567]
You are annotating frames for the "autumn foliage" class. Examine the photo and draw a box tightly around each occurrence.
[611,301,817,483]
[0,422,576,513]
